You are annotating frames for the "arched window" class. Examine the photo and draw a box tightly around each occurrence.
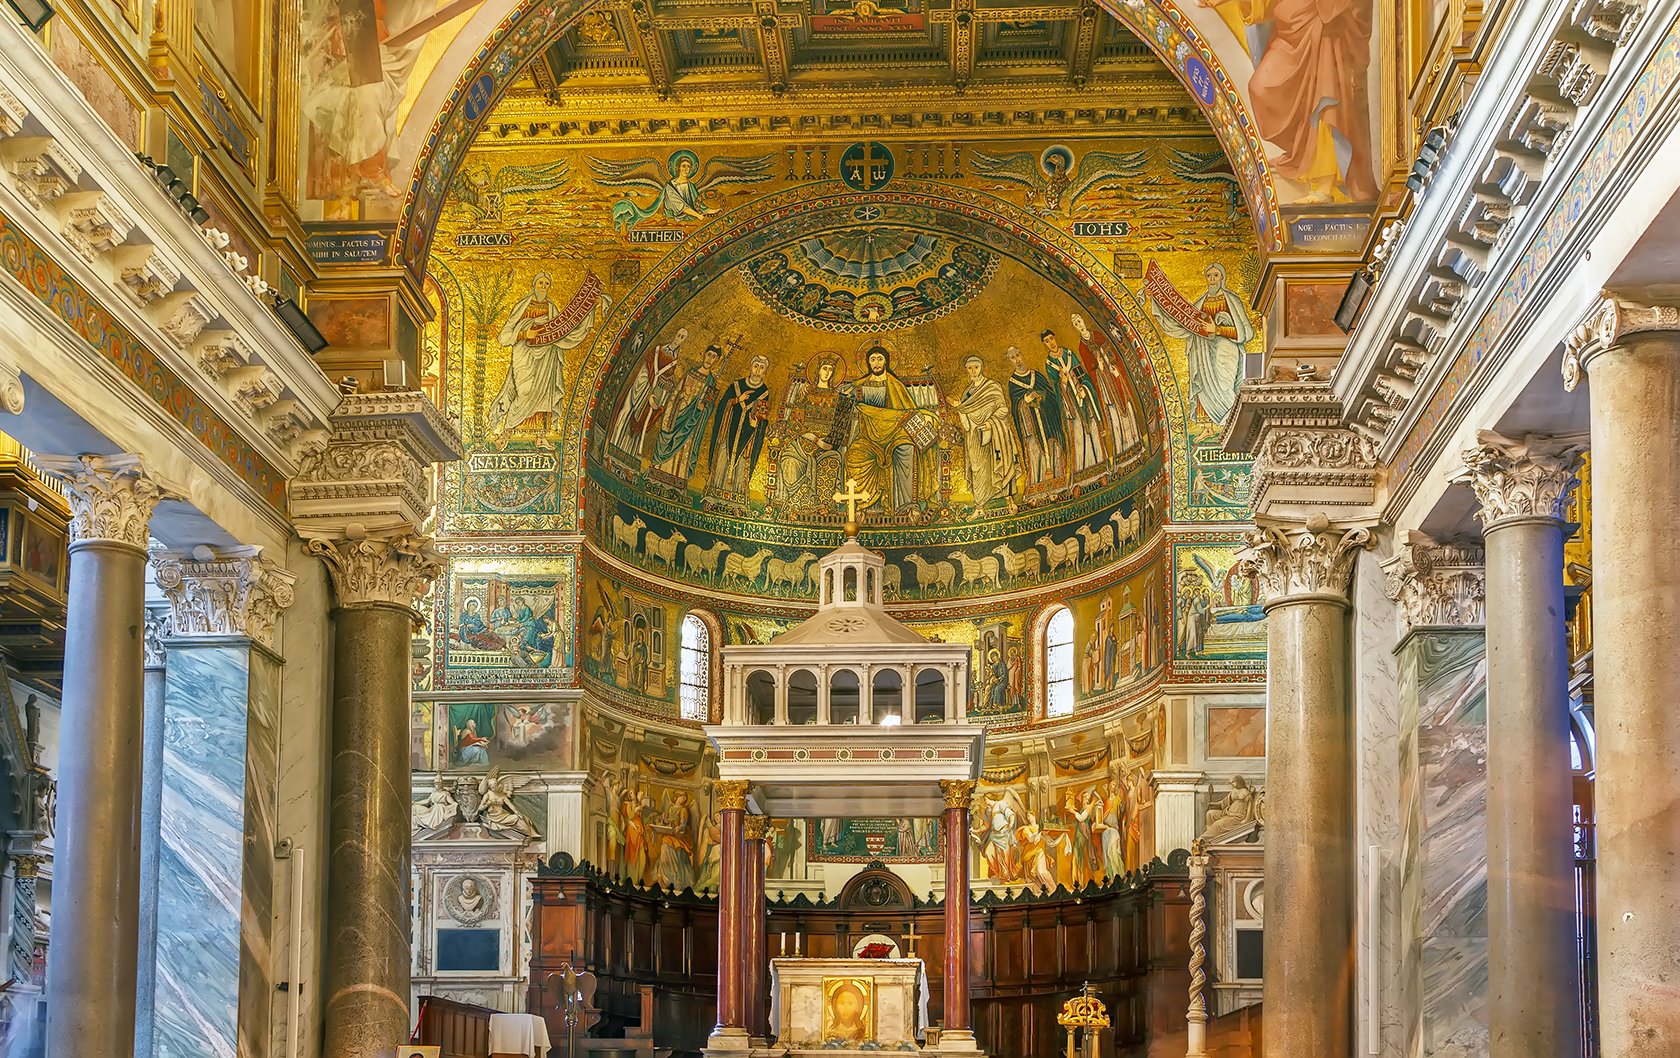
[1045,607,1075,718]
[678,613,711,721]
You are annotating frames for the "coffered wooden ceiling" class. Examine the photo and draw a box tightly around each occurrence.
[483,0,1203,141]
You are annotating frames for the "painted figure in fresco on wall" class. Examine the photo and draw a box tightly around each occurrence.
[773,354,849,508]
[302,0,431,214]
[1041,329,1107,472]
[1200,0,1377,203]
[1101,776,1127,878]
[1004,345,1067,487]
[947,355,1021,510]
[455,597,506,652]
[707,354,774,495]
[840,346,935,513]
[1088,594,1119,693]
[1015,813,1062,893]
[973,788,1024,881]
[488,272,611,448]
[1063,789,1106,886]
[653,345,724,481]
[1149,263,1254,425]
[589,150,778,232]
[456,718,491,767]
[768,819,801,879]
[651,791,698,890]
[610,327,690,458]
[1070,314,1141,451]
[602,769,625,867]
[696,808,723,892]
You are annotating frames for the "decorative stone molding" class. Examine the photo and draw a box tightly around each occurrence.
[1223,381,1381,524]
[151,544,297,650]
[941,778,977,809]
[1381,531,1487,627]
[1451,430,1585,526]
[142,605,172,668]
[304,529,443,616]
[1562,294,1680,391]
[0,33,342,479]
[715,779,752,812]
[1335,1,1653,449]
[1235,514,1373,603]
[289,390,467,537]
[33,453,178,549]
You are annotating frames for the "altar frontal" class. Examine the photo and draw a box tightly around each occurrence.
[770,957,927,1052]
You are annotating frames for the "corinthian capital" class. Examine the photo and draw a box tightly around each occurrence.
[304,529,442,616]
[1235,514,1373,603]
[1451,430,1584,526]
[1381,531,1486,628]
[33,453,180,550]
[151,545,297,650]
[1563,295,1680,391]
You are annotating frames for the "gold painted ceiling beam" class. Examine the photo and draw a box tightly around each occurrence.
[1068,1,1101,89]
[623,0,678,97]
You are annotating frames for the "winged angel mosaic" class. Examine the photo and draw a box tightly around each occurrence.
[588,150,778,232]
[969,145,1151,216]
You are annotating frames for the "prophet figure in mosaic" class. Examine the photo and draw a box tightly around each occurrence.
[946,355,1020,509]
[1148,262,1253,425]
[487,272,609,447]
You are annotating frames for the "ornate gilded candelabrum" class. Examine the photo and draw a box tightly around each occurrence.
[1058,982,1111,1058]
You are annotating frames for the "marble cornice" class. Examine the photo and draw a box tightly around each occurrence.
[1381,531,1486,628]
[1563,293,1680,390]
[1222,380,1380,524]
[1331,0,1656,455]
[1451,430,1585,527]
[0,16,341,473]
[151,544,297,651]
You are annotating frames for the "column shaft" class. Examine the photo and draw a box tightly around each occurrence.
[1483,516,1579,1058]
[1264,594,1354,1058]
[941,782,973,1039]
[711,780,749,1049]
[134,621,167,1058]
[1582,328,1680,1056]
[322,603,416,1058]
[44,539,147,1057]
[744,822,767,1040]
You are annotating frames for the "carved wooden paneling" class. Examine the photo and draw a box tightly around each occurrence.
[529,854,1194,1058]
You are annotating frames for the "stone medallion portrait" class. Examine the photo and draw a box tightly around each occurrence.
[442,874,498,926]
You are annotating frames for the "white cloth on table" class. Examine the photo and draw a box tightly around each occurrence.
[488,1012,551,1057]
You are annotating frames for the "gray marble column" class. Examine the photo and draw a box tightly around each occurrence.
[1564,298,1680,1057]
[1237,515,1371,1058]
[308,531,442,1058]
[34,454,174,1058]
[134,606,170,1058]
[148,547,295,1058]
[1456,434,1583,1058]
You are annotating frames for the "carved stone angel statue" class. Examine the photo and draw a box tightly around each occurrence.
[476,768,539,839]
[412,773,460,834]
[1201,775,1258,841]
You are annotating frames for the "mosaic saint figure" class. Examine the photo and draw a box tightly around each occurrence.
[947,355,1021,509]
[652,344,723,480]
[774,354,849,508]
[1042,328,1107,472]
[455,597,505,651]
[1150,264,1254,424]
[840,346,931,512]
[590,150,777,231]
[706,354,774,495]
[1070,313,1141,450]
[610,327,689,458]
[487,273,609,448]
[1004,345,1066,486]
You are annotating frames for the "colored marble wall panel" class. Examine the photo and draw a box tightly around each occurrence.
[1206,705,1265,758]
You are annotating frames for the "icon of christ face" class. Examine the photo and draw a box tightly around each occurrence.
[824,980,869,1043]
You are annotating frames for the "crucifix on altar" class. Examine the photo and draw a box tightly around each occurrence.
[833,477,872,536]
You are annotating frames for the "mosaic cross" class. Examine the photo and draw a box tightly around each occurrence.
[834,477,870,533]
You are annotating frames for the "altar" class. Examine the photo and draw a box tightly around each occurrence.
[769,957,927,1052]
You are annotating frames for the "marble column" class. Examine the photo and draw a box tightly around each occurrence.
[1454,434,1582,1058]
[1383,536,1490,1057]
[743,813,769,1042]
[1237,516,1372,1058]
[149,547,295,1058]
[709,779,750,1051]
[134,606,170,1058]
[34,454,174,1058]
[1564,298,1680,1057]
[940,779,977,1050]
[308,531,443,1058]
